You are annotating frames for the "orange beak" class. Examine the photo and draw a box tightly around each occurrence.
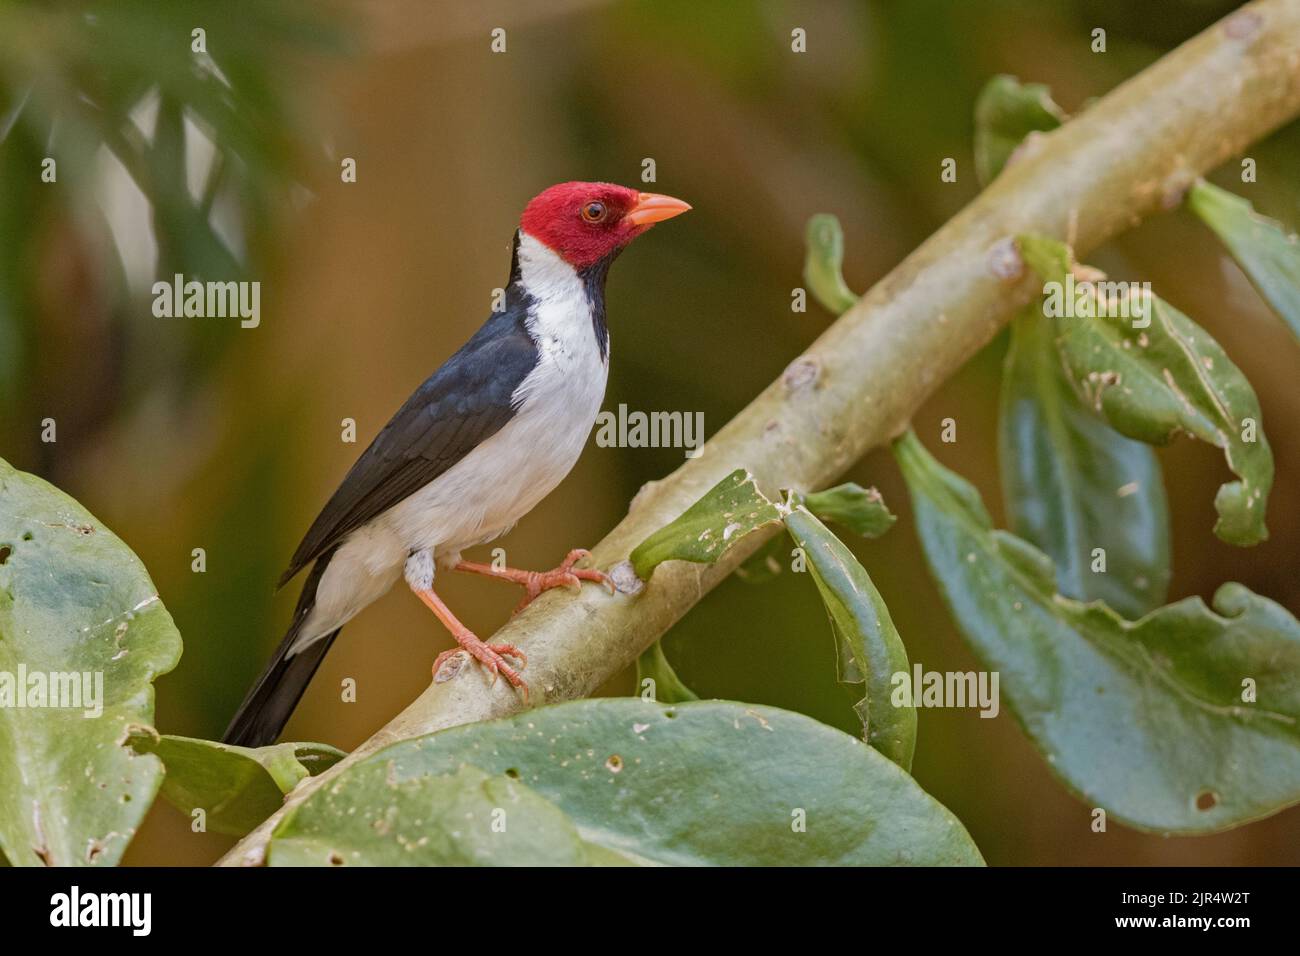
[626,192,692,227]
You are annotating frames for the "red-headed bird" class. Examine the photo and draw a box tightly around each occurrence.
[223,182,691,747]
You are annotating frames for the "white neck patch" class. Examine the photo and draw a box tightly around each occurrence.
[517,231,583,305]
[515,230,606,363]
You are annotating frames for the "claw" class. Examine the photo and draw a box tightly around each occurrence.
[489,643,528,668]
[417,588,529,698]
[572,566,615,594]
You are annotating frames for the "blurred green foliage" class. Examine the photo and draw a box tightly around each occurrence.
[0,0,345,461]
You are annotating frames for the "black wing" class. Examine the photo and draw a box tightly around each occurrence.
[280,304,538,587]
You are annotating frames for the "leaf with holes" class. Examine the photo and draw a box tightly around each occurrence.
[268,699,983,866]
[999,305,1170,618]
[895,430,1300,832]
[272,764,623,866]
[1187,180,1300,346]
[974,74,1065,186]
[784,508,915,769]
[1019,234,1273,546]
[0,458,181,865]
[629,469,782,581]
[127,732,345,837]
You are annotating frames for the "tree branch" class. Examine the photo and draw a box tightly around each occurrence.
[221,0,1300,865]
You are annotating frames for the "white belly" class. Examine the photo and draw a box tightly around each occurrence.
[384,342,608,562]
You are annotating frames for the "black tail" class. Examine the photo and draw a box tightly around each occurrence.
[222,549,341,747]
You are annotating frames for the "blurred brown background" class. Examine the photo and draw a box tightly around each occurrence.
[1,0,1297,865]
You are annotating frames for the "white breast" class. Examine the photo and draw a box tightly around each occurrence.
[295,234,608,650]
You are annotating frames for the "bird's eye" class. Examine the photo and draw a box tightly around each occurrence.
[581,201,607,223]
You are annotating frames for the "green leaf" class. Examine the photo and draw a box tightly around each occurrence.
[804,214,859,314]
[268,699,983,866]
[784,508,915,769]
[973,74,1065,186]
[1187,180,1300,346]
[635,641,699,703]
[894,430,1300,833]
[799,483,896,539]
[271,764,619,866]
[127,732,344,837]
[999,305,1170,618]
[1019,234,1273,546]
[0,458,182,865]
[629,469,782,580]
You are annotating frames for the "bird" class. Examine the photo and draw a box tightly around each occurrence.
[222,182,691,748]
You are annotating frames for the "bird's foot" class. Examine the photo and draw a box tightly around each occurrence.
[455,548,615,615]
[432,635,528,697]
[510,548,615,614]
[414,586,529,700]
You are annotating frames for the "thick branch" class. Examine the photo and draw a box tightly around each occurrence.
[222,0,1300,864]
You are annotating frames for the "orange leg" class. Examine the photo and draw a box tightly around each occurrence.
[455,548,615,615]
[413,587,529,700]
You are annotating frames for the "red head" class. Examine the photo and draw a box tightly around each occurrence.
[519,182,691,269]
